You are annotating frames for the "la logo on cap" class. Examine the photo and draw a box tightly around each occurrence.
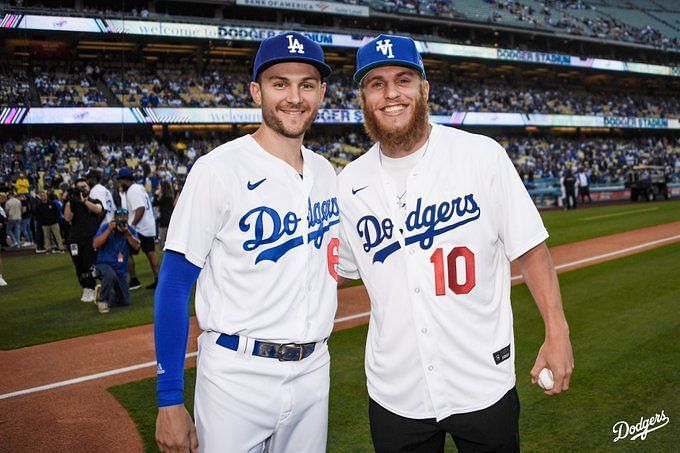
[287,35,305,54]
[376,39,394,58]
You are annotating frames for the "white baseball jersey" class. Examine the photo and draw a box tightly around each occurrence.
[123,183,156,237]
[338,124,548,421]
[89,183,115,225]
[164,134,339,343]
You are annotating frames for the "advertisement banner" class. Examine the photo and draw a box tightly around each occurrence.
[23,107,142,124]
[3,13,678,77]
[235,0,369,17]
[9,107,680,129]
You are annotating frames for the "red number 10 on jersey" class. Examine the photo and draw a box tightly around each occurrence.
[429,246,476,296]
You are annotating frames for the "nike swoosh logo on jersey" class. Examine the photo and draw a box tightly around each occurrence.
[352,185,368,195]
[247,178,267,190]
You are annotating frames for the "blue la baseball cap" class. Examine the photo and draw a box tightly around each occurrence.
[253,31,332,81]
[354,34,426,84]
[116,167,133,180]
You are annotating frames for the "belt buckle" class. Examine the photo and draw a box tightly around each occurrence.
[277,343,303,361]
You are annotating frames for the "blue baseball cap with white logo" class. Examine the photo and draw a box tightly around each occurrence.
[253,31,332,81]
[354,34,426,84]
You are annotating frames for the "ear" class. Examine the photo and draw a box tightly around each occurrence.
[250,81,262,106]
[422,80,430,102]
[320,81,327,101]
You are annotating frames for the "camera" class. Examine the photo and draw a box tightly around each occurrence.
[116,218,128,229]
[68,187,85,202]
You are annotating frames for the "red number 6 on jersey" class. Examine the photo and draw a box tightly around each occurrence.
[327,238,339,281]
[429,246,476,296]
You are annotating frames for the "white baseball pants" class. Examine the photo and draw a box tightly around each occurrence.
[195,331,330,453]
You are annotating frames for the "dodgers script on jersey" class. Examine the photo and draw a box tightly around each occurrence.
[164,135,340,343]
[338,125,548,421]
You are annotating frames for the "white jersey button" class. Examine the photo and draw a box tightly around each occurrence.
[421,328,427,334]
[414,288,420,294]
[427,365,434,371]
[409,249,415,255]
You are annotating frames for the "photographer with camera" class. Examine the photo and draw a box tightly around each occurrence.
[64,178,104,303]
[92,208,140,314]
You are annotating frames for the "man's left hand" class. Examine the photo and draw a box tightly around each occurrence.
[530,330,574,396]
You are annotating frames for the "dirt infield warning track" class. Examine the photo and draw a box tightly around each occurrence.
[1,221,679,452]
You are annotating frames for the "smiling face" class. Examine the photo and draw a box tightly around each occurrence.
[360,66,430,154]
[250,62,326,139]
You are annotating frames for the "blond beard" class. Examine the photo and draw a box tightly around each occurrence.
[361,84,430,153]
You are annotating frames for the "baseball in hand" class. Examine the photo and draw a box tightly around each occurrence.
[537,368,554,390]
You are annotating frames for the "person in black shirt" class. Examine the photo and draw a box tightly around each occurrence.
[153,180,175,249]
[64,178,104,303]
[35,190,65,253]
[562,169,578,210]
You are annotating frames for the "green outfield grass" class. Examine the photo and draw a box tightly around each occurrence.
[541,199,680,247]
[1,200,678,349]
[110,243,680,452]
[0,251,165,349]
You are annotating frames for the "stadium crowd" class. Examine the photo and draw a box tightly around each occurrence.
[486,0,679,49]
[1,132,677,205]
[5,0,679,50]
[3,66,678,119]
[33,65,108,107]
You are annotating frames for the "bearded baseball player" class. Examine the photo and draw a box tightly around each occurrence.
[337,34,574,452]
[154,32,340,452]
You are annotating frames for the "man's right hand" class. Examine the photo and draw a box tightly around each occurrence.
[155,405,199,453]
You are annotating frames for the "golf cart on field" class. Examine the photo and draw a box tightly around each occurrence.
[625,165,671,201]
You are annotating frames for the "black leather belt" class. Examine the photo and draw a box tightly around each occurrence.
[216,333,320,361]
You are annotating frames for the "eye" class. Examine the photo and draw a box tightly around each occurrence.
[273,81,285,88]
[302,82,315,89]
[370,81,384,89]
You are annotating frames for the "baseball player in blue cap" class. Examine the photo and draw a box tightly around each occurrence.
[337,34,574,452]
[154,31,340,452]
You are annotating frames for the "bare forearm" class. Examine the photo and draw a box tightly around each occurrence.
[127,233,141,250]
[93,227,113,249]
[64,202,73,222]
[84,199,103,215]
[338,276,354,289]
[517,243,569,335]
[132,208,144,226]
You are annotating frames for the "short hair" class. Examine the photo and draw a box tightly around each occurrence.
[87,170,101,183]
[75,177,88,185]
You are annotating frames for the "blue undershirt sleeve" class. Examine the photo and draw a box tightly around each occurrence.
[154,250,202,407]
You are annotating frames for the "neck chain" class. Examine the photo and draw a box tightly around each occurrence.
[379,135,431,210]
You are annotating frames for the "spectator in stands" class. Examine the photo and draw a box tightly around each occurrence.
[36,190,65,254]
[15,173,29,194]
[4,191,22,248]
[64,178,104,303]
[116,168,159,290]
[91,208,141,314]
